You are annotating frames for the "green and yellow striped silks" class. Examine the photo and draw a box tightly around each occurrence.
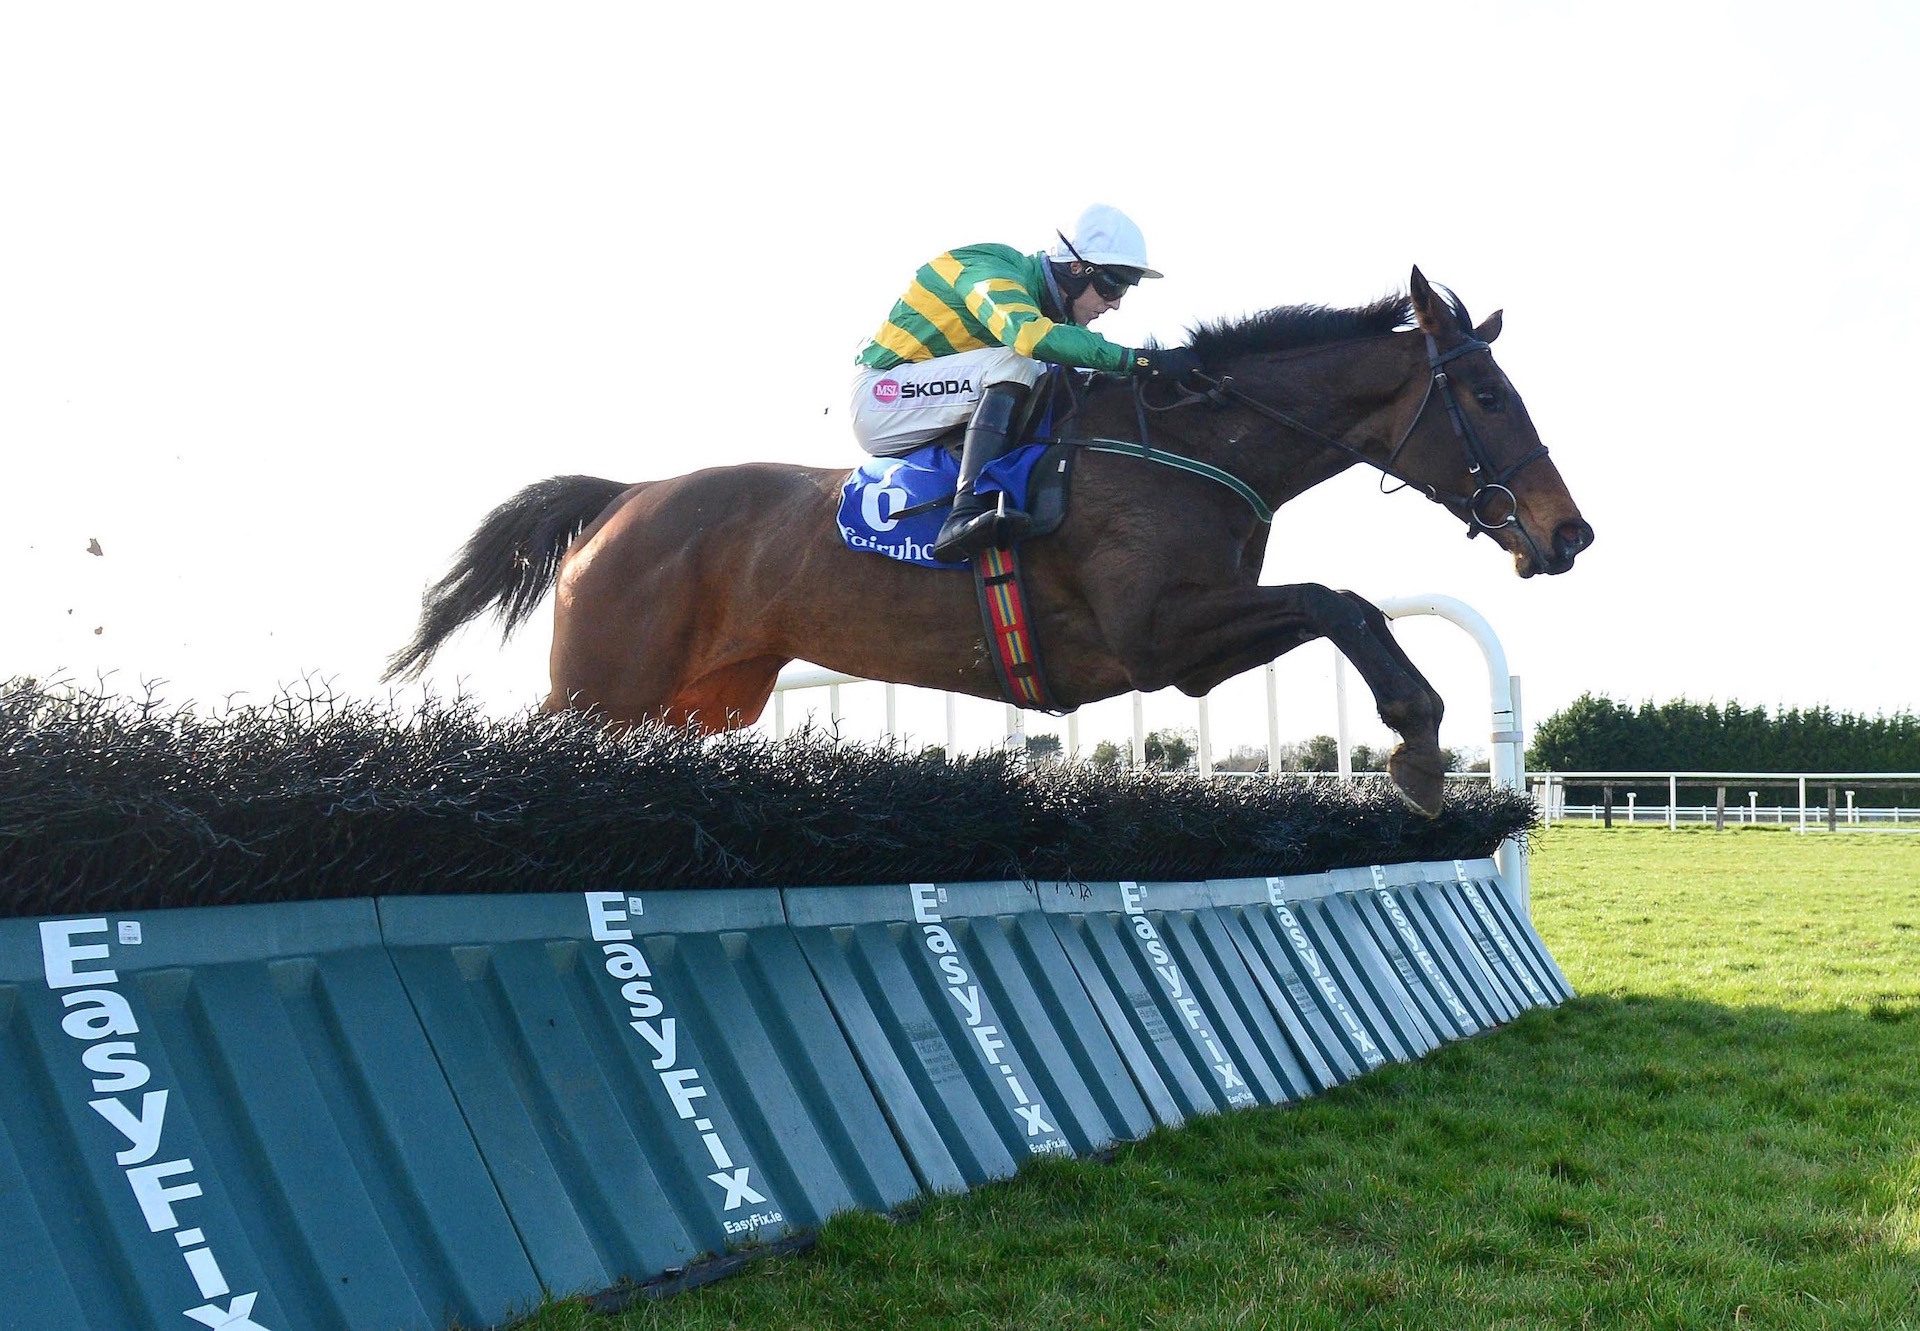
[856,243,1132,374]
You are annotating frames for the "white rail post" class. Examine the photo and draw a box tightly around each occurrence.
[1334,655,1353,781]
[1067,710,1081,762]
[1005,703,1024,753]
[1265,661,1281,778]
[1668,775,1678,831]
[1132,692,1146,770]
[773,689,786,739]
[1798,775,1808,834]
[1377,595,1530,916]
[945,693,957,757]
[829,683,844,731]
[1197,697,1213,776]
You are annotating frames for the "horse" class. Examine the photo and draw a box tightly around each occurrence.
[386,268,1593,817]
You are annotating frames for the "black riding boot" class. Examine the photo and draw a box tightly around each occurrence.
[931,382,1032,562]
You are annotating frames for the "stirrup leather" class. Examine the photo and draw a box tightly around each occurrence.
[932,383,1032,561]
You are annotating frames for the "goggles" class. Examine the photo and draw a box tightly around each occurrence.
[1055,231,1141,301]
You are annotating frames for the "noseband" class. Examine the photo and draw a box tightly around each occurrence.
[1404,334,1551,539]
[1182,333,1553,546]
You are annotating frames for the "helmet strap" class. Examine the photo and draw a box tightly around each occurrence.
[1044,260,1088,321]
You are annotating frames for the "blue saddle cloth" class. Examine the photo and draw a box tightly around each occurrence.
[837,443,1049,570]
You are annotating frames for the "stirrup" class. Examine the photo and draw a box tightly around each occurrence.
[934,494,1030,561]
[990,490,1033,546]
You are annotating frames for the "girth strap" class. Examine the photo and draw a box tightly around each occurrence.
[972,544,1065,712]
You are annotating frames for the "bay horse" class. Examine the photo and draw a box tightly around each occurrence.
[387,268,1592,816]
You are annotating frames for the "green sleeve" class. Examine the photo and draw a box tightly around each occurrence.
[935,247,1134,374]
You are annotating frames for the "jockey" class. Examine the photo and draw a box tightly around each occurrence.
[851,203,1203,562]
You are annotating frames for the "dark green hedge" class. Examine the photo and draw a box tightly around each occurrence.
[1529,693,1920,804]
[2,677,1536,919]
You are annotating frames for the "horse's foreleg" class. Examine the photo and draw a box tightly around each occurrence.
[1319,590,1450,816]
[1122,583,1448,815]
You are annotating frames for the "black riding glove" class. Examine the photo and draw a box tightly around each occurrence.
[1130,346,1205,385]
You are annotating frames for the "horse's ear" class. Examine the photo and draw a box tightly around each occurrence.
[1474,310,1503,344]
[1409,265,1450,337]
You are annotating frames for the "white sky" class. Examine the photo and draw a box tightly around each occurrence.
[5,2,1916,761]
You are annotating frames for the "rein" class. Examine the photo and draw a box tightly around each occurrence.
[1078,437,1273,523]
[1090,332,1556,550]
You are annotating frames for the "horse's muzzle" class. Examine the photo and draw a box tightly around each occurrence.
[1544,519,1595,575]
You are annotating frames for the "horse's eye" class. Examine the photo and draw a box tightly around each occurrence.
[1474,386,1504,411]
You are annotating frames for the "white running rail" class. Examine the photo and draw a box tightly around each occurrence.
[770,591,1532,913]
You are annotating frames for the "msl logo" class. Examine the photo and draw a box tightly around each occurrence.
[39,917,276,1330]
[871,375,975,409]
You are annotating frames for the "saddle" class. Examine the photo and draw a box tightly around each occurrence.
[835,372,1089,711]
[835,441,1077,570]
[834,438,1076,711]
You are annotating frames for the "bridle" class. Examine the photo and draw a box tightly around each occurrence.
[1175,331,1553,546]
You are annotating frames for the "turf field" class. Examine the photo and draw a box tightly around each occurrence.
[517,826,1920,1331]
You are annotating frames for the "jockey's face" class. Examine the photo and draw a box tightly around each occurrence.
[1069,274,1121,326]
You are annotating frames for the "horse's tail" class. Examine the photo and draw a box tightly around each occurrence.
[384,474,630,681]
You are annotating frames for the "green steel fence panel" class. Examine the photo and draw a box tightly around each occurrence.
[1154,889,1339,1101]
[1417,879,1539,1016]
[1265,875,1433,1063]
[1186,900,1343,1097]
[0,901,539,1331]
[1451,863,1574,1004]
[1383,871,1525,1027]
[1204,879,1384,1083]
[2,860,1567,1330]
[1347,867,1480,1042]
[1040,881,1277,1114]
[379,889,919,1302]
[785,882,1155,1189]
[1312,887,1450,1054]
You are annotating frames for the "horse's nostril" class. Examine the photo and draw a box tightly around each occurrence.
[1555,521,1594,560]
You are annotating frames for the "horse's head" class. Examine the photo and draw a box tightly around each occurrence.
[1394,266,1594,577]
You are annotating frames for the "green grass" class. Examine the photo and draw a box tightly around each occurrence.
[515,827,1920,1330]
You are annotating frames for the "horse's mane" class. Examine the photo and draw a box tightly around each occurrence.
[1183,289,1467,368]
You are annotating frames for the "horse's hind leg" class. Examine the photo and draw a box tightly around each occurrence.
[663,655,791,731]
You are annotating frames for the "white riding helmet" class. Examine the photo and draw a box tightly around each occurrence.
[1046,203,1163,279]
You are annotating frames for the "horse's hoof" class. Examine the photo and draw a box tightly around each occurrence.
[1386,745,1446,819]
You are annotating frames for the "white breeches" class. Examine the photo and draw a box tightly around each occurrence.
[848,346,1045,457]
